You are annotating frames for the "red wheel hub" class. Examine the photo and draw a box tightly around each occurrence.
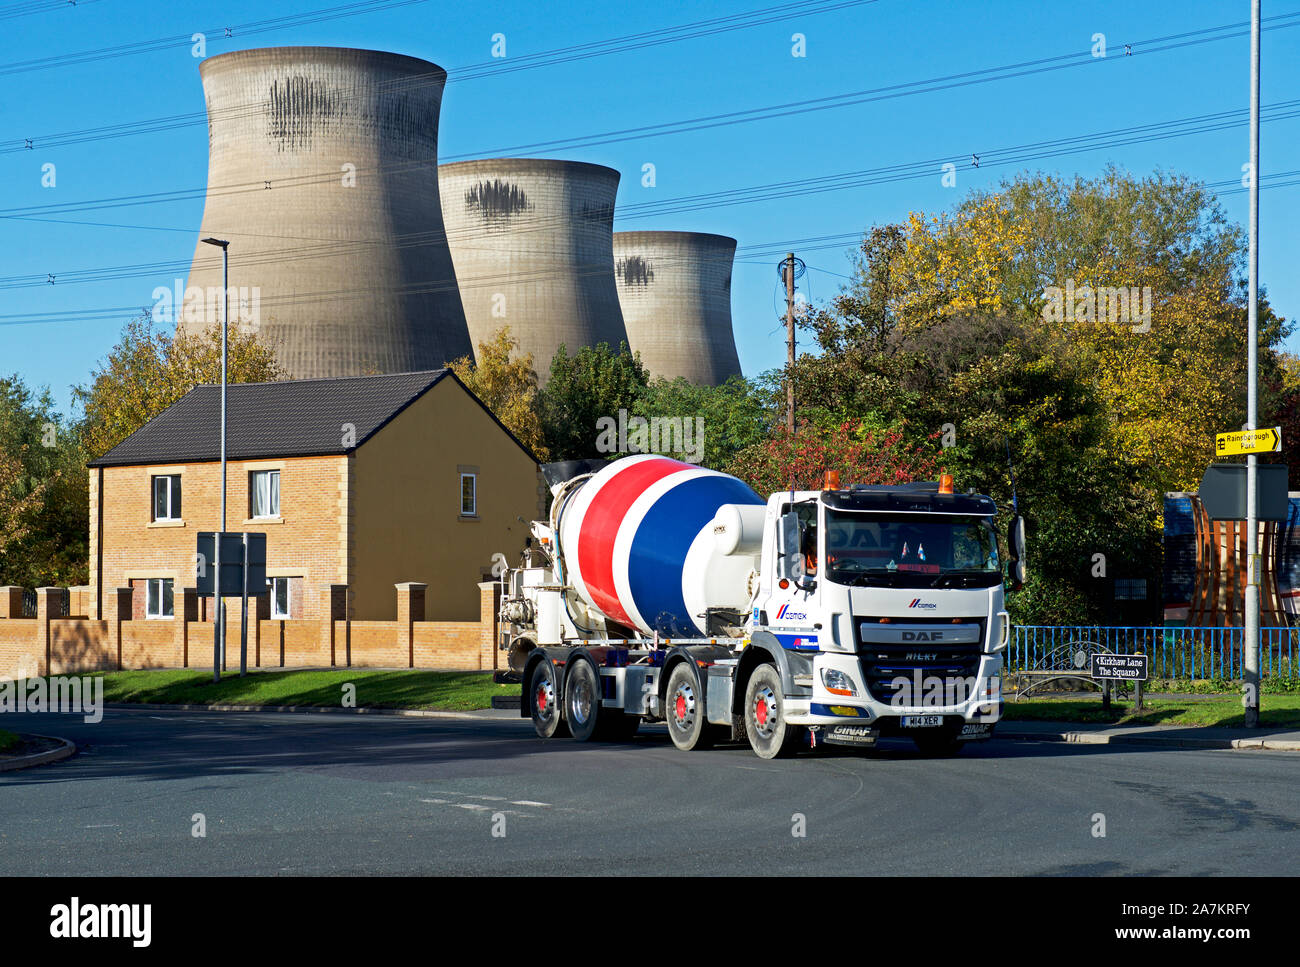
[675,693,687,722]
[755,696,769,727]
[536,686,547,712]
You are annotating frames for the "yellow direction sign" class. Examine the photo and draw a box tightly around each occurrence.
[1215,427,1282,456]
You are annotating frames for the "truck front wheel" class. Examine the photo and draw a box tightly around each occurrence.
[743,664,800,759]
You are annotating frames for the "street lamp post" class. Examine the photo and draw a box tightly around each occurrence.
[1244,2,1261,728]
[201,237,229,685]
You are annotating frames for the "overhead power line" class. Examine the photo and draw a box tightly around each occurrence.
[0,0,105,24]
[0,0,874,79]
[5,96,1300,292]
[4,170,1293,331]
[4,8,1296,158]
[0,0,438,75]
[3,128,1297,322]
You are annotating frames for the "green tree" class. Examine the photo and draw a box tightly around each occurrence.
[0,376,87,587]
[450,327,548,460]
[538,342,649,461]
[75,311,284,461]
[790,167,1271,624]
[629,374,775,469]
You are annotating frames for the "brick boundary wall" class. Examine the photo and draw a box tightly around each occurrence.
[0,582,501,677]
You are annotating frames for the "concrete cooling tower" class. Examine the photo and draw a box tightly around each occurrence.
[437,159,628,378]
[181,47,472,378]
[612,231,741,386]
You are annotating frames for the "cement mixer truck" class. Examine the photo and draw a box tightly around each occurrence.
[502,455,1025,759]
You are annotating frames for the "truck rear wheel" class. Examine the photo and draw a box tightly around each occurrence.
[564,657,602,742]
[744,663,800,759]
[665,662,715,751]
[529,660,569,739]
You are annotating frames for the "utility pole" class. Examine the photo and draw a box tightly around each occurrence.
[782,253,800,435]
[1244,0,1261,728]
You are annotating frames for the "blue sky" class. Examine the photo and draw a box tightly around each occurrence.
[3,0,1297,416]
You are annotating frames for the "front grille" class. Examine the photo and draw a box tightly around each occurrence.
[855,616,986,704]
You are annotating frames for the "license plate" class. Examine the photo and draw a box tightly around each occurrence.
[901,715,944,728]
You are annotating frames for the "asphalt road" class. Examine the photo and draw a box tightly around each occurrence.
[2,708,1298,875]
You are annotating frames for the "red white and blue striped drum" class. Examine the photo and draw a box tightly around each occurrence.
[557,455,765,637]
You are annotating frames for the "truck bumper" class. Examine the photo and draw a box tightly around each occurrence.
[785,651,1004,736]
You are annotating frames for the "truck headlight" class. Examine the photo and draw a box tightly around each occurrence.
[821,667,858,696]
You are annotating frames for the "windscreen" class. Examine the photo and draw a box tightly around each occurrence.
[824,510,1002,588]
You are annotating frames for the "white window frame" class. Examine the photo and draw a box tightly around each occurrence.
[460,472,477,517]
[145,578,174,620]
[269,577,293,619]
[250,469,281,519]
[152,474,182,521]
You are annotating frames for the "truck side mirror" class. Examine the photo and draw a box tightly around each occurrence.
[778,511,800,567]
[1007,514,1027,589]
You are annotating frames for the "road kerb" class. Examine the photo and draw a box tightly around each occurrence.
[998,728,1300,751]
[0,734,76,772]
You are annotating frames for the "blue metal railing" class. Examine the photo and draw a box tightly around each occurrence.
[1009,626,1298,680]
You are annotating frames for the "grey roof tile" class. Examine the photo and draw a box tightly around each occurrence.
[88,370,451,467]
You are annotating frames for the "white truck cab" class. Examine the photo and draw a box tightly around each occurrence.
[749,481,1010,754]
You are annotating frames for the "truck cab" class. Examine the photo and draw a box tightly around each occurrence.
[745,479,1011,755]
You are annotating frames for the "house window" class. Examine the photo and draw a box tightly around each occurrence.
[268,577,295,619]
[460,472,477,516]
[250,469,280,519]
[152,475,182,521]
[146,578,174,619]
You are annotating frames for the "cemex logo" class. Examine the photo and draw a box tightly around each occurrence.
[50,898,151,947]
[908,599,938,610]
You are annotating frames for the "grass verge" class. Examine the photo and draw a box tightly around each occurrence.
[1002,694,1300,728]
[72,669,510,712]
[0,729,19,753]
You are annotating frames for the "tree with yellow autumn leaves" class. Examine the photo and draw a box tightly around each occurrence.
[794,166,1290,624]
[76,310,285,461]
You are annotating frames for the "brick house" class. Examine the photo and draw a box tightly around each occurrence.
[87,370,543,624]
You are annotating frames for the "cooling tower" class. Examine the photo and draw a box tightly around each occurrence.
[612,231,741,386]
[181,47,472,378]
[437,159,628,378]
